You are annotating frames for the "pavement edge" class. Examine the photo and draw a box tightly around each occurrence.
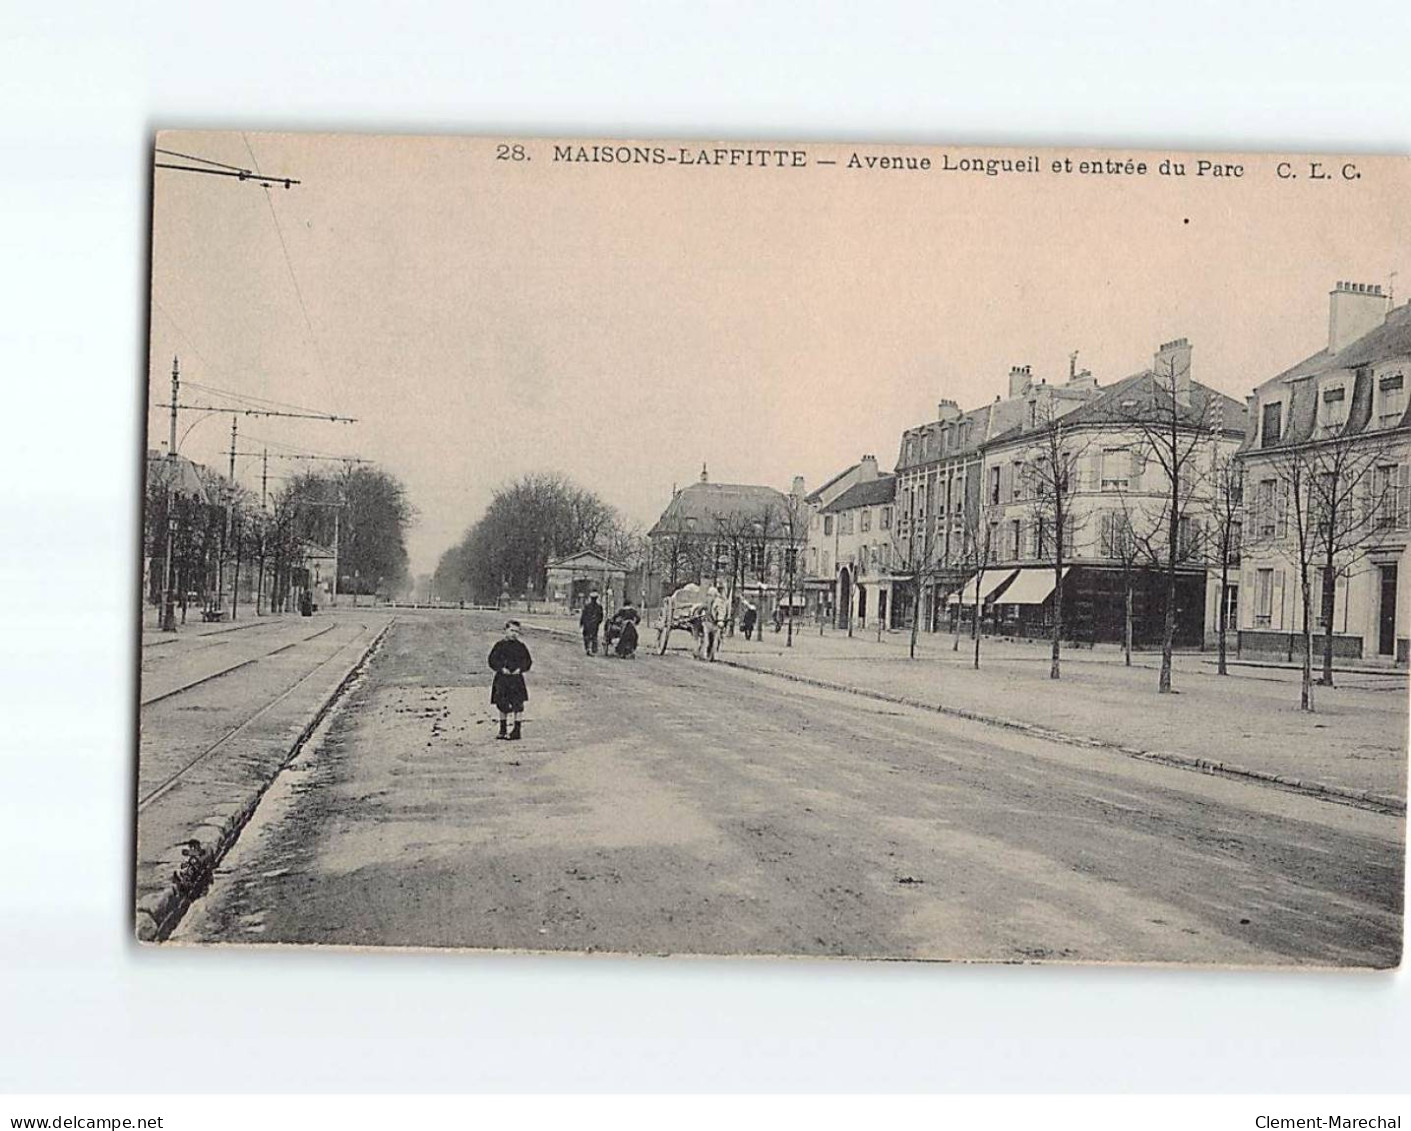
[134,618,397,943]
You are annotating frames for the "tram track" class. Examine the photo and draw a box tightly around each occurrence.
[140,621,340,707]
[137,619,383,813]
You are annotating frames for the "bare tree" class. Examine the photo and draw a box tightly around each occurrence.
[1205,450,1244,676]
[777,493,810,647]
[890,481,941,660]
[1256,428,1402,705]
[1304,431,1403,686]
[744,504,781,646]
[1019,400,1091,680]
[1101,503,1141,666]
[946,500,994,668]
[1109,349,1217,692]
[1258,450,1319,710]
[709,508,755,634]
[657,509,703,590]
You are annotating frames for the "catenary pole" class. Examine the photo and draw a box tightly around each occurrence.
[160,357,179,632]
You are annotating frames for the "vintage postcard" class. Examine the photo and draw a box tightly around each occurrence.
[138,131,1408,966]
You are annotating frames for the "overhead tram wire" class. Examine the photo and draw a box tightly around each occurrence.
[155,148,250,173]
[152,302,225,381]
[153,145,299,189]
[183,380,346,419]
[241,132,339,415]
[243,432,367,461]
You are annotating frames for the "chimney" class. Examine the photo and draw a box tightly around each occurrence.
[936,398,961,422]
[1066,368,1097,390]
[858,454,879,482]
[1154,337,1193,407]
[700,462,708,483]
[791,475,806,497]
[1328,281,1388,353]
[1008,364,1033,399]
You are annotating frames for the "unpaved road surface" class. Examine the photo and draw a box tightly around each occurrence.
[176,609,1404,966]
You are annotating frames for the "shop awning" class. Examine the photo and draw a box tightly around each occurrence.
[994,566,1069,605]
[947,568,1019,606]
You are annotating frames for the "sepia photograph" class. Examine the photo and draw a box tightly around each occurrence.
[137,130,1408,968]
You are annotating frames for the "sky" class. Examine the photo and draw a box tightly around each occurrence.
[147,132,1410,578]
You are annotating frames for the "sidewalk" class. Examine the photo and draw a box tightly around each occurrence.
[674,620,1409,811]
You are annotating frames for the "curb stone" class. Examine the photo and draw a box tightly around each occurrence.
[714,658,1406,818]
[135,620,396,942]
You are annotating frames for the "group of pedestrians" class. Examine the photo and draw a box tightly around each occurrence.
[578,592,640,659]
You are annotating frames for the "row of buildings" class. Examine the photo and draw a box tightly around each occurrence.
[640,280,1411,663]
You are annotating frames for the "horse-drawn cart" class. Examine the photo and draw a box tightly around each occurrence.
[656,583,728,660]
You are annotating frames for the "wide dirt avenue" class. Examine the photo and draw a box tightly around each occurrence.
[175,609,1404,966]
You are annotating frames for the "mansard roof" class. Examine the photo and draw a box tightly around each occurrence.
[985,370,1246,449]
[1263,302,1411,389]
[648,480,789,537]
[895,403,993,472]
[1245,302,1411,452]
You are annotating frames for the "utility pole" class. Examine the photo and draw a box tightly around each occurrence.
[161,358,179,632]
[255,448,268,616]
[213,415,238,616]
[152,369,357,631]
[332,506,341,607]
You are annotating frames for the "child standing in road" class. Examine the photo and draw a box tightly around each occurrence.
[488,620,533,740]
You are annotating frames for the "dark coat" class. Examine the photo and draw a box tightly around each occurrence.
[614,619,639,657]
[488,637,533,712]
[579,600,604,632]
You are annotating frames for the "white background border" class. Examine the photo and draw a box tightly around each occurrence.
[1,0,1408,1093]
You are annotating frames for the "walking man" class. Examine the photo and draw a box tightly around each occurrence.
[741,601,758,641]
[580,591,604,655]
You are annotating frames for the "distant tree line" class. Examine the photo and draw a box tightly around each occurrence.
[432,473,643,604]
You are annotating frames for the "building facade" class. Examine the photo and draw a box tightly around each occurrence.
[1236,282,1411,664]
[976,341,1246,646]
[814,462,896,629]
[800,456,890,622]
[545,549,630,614]
[647,466,807,624]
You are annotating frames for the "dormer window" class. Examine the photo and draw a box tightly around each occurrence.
[1320,384,1347,431]
[1378,372,1405,428]
[1260,401,1283,448]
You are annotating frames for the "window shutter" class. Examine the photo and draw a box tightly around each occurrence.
[1272,570,1286,630]
[1129,450,1143,491]
[1399,465,1411,530]
[1276,481,1289,539]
